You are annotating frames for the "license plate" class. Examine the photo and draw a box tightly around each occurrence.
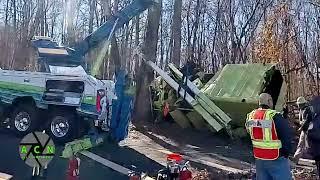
[64,97,80,104]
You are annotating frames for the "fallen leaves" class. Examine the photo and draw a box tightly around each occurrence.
[192,170,210,180]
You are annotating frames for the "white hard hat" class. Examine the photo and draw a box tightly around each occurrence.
[296,96,307,105]
[259,93,273,107]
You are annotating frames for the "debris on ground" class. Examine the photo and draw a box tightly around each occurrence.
[293,167,317,180]
[192,169,210,180]
[292,159,318,180]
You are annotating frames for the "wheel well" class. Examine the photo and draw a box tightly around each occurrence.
[3,97,36,117]
[12,96,36,107]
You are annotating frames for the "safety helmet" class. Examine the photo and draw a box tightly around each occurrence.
[259,93,273,107]
[296,96,307,105]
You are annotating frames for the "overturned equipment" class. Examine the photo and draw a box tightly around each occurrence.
[149,62,286,135]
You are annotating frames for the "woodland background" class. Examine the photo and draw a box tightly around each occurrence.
[0,0,320,118]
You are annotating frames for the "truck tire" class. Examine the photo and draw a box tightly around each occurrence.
[47,109,77,144]
[10,104,38,136]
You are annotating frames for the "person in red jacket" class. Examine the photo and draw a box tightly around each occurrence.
[67,153,80,180]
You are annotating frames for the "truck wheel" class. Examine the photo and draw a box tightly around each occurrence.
[10,104,38,136]
[47,110,77,144]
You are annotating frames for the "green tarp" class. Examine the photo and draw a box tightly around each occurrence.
[201,64,275,98]
[201,63,285,127]
[151,63,286,132]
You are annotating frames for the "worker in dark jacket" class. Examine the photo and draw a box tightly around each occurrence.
[293,96,314,162]
[307,112,320,179]
[178,60,198,99]
[306,96,320,179]
[245,93,294,180]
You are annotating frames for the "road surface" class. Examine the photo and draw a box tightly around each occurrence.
[0,128,141,180]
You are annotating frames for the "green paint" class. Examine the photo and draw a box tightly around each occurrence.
[61,138,94,158]
[0,89,42,105]
[0,81,99,115]
[83,96,96,105]
[0,81,44,94]
[199,63,281,127]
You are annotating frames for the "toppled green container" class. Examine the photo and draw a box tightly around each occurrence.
[150,62,286,133]
[201,63,286,127]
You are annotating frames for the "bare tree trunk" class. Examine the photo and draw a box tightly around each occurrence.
[170,0,182,67]
[110,37,121,73]
[122,23,131,70]
[39,0,45,36]
[186,2,192,62]
[12,0,17,31]
[134,1,162,122]
[190,0,201,63]
[88,0,96,34]
[95,0,120,78]
[197,2,206,67]
[51,1,55,37]
[5,0,10,26]
[101,0,121,77]
[160,14,164,69]
[228,0,236,64]
[111,0,121,72]
[211,0,221,73]
[317,14,320,95]
[3,0,10,68]
[128,24,134,74]
[64,0,76,46]
[133,16,140,77]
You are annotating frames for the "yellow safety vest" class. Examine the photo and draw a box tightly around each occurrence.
[245,109,282,160]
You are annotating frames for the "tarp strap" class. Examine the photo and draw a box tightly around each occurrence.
[177,68,189,100]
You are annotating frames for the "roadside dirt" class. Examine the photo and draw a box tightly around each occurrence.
[128,120,318,180]
[128,121,254,179]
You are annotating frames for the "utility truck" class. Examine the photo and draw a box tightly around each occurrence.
[0,0,156,143]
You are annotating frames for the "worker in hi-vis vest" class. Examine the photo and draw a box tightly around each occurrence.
[245,93,294,180]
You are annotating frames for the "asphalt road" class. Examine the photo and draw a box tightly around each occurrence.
[0,128,128,180]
